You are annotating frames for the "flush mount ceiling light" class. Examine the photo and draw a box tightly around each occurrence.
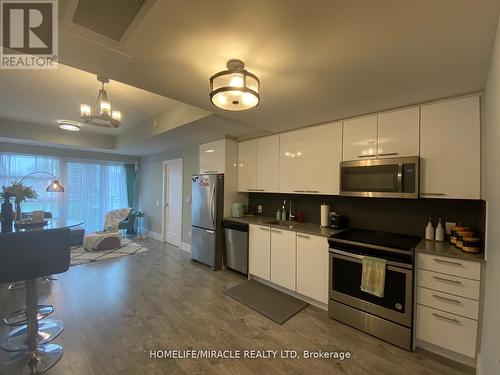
[58,120,81,132]
[80,76,122,128]
[209,59,260,111]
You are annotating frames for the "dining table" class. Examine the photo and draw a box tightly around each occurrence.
[0,219,84,236]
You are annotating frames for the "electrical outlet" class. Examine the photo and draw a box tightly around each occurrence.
[257,205,262,214]
[445,222,456,235]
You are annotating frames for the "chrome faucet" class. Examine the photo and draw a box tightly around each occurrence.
[289,200,295,221]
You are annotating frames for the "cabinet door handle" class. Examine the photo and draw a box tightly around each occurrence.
[306,190,320,193]
[432,313,460,324]
[432,294,461,304]
[377,152,398,156]
[271,229,282,233]
[421,193,446,196]
[247,188,256,191]
[203,170,219,174]
[259,227,269,231]
[293,190,306,193]
[255,189,265,192]
[433,258,463,267]
[297,234,310,239]
[433,276,462,285]
[357,155,376,158]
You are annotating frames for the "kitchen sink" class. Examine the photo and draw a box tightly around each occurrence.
[268,220,297,229]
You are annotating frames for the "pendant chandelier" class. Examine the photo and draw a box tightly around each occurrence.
[80,76,122,128]
[209,59,260,111]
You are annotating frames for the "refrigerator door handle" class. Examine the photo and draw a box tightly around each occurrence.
[210,183,216,228]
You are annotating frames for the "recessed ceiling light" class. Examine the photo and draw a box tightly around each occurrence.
[58,120,81,132]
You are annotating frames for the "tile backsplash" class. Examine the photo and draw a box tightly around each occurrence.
[247,193,486,240]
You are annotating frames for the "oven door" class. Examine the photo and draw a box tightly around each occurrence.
[329,249,413,327]
[339,157,418,199]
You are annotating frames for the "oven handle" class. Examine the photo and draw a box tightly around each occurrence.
[330,249,413,270]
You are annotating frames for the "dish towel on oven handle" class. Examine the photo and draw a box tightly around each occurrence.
[360,256,386,298]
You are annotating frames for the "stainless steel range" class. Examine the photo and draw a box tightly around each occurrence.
[328,229,421,350]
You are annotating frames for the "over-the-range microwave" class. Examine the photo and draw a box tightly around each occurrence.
[339,156,419,199]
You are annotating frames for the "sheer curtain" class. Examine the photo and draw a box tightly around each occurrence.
[0,153,128,232]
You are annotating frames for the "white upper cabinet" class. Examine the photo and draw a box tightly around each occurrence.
[420,96,480,199]
[342,115,378,161]
[377,107,419,158]
[237,139,257,191]
[279,129,308,193]
[199,139,226,174]
[306,122,342,194]
[256,135,279,192]
[238,135,279,192]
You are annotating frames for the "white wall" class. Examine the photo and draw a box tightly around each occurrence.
[479,12,500,375]
[138,145,198,244]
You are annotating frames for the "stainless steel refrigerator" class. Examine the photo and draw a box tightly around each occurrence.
[191,174,224,270]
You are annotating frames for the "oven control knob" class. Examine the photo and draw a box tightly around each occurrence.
[395,303,403,310]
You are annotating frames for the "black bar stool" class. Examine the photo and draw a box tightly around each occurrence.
[0,228,71,374]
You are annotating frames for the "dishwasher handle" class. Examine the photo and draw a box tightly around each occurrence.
[222,221,249,232]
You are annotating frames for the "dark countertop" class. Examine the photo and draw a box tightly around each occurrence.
[415,239,485,263]
[224,216,343,238]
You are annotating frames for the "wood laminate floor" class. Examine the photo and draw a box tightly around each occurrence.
[0,238,474,375]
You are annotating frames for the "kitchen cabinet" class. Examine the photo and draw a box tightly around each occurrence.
[296,233,329,303]
[306,122,342,194]
[377,107,419,158]
[199,139,226,174]
[270,228,296,290]
[256,135,279,192]
[279,129,308,193]
[238,135,279,192]
[342,115,378,161]
[420,96,480,199]
[237,139,257,191]
[416,253,482,360]
[248,224,271,280]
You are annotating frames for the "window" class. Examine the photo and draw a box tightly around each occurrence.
[0,153,128,232]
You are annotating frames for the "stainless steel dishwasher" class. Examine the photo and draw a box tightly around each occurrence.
[223,221,248,275]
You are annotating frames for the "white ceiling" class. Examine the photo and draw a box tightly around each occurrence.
[59,0,500,134]
[0,64,179,134]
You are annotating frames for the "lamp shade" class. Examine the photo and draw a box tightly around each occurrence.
[46,180,64,192]
[209,60,260,111]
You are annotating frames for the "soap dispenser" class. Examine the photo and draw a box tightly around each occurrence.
[435,218,445,242]
[425,218,435,241]
[276,208,281,221]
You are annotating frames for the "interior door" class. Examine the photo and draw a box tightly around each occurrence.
[163,160,183,247]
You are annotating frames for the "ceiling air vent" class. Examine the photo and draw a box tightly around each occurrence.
[72,0,146,41]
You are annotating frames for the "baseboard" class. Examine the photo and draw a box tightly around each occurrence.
[416,339,476,368]
[144,229,162,242]
[249,274,328,311]
[180,242,191,253]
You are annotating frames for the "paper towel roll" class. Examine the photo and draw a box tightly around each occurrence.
[320,204,330,227]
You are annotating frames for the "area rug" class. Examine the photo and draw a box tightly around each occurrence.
[224,279,309,324]
[70,238,148,266]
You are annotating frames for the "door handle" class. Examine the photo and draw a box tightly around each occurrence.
[293,190,306,193]
[421,193,446,196]
[357,155,376,158]
[206,230,215,234]
[306,190,319,193]
[297,234,310,239]
[432,294,461,304]
[432,313,460,324]
[270,229,282,233]
[259,227,269,231]
[377,152,399,156]
[433,276,462,285]
[433,258,463,266]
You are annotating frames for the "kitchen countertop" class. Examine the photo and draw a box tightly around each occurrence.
[224,216,343,238]
[415,239,485,263]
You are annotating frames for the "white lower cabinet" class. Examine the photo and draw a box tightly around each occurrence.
[416,253,482,360]
[417,305,478,358]
[296,233,329,304]
[270,228,296,291]
[248,225,271,281]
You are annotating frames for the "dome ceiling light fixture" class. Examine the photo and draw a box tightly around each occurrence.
[209,59,260,111]
[80,76,122,128]
[58,120,81,132]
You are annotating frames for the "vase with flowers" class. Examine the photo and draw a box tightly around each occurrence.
[1,180,38,221]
